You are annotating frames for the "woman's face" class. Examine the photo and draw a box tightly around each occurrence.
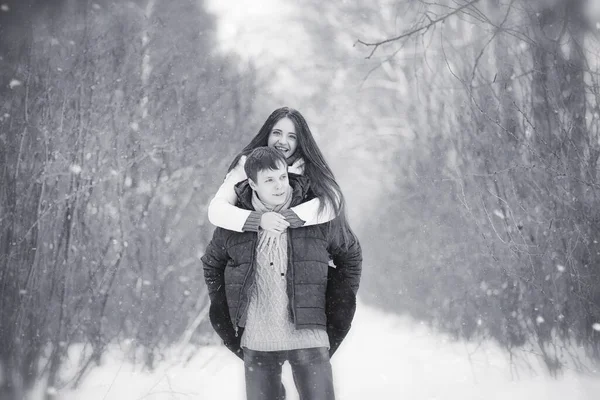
[267,117,298,159]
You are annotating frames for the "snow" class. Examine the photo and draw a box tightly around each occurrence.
[69,164,82,175]
[9,79,22,89]
[55,301,600,400]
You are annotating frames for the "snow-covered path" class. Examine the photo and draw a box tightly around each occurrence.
[59,302,600,399]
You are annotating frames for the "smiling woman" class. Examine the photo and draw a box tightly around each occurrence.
[206,106,353,240]
[267,118,298,160]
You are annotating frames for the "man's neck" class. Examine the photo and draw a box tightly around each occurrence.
[252,189,292,212]
[256,195,278,211]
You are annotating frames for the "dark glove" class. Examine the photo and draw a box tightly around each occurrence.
[209,295,244,360]
[327,326,350,357]
[224,339,244,360]
[325,268,357,358]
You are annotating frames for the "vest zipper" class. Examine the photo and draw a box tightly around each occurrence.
[288,230,297,326]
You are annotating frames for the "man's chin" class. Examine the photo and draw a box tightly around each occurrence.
[268,197,285,206]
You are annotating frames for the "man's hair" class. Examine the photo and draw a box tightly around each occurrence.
[244,146,287,182]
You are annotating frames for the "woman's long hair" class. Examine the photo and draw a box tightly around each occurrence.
[228,107,356,249]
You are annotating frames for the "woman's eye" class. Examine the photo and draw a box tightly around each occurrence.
[272,131,281,136]
[289,135,297,141]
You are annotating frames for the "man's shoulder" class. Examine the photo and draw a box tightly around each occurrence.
[291,223,330,241]
[233,180,254,210]
[288,174,314,204]
[211,226,254,245]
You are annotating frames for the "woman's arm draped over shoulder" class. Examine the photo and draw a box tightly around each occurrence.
[208,155,338,231]
[282,197,336,228]
[207,156,259,232]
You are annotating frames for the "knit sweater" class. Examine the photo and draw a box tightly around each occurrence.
[240,191,330,351]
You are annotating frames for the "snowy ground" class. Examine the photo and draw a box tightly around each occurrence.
[55,301,600,400]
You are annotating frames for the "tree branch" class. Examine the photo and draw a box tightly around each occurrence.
[355,0,481,59]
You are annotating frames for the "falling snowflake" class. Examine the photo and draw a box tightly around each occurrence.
[0,4,8,12]
[536,316,545,324]
[493,209,504,219]
[593,323,600,332]
[69,164,82,174]
[9,79,21,89]
[556,264,565,272]
[136,181,151,194]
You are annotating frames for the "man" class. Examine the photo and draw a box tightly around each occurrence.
[202,146,362,400]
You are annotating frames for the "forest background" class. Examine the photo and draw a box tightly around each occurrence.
[2,0,600,398]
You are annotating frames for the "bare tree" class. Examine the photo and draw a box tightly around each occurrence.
[0,1,257,398]
[350,0,600,373]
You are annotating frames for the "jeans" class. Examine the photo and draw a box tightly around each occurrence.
[243,347,335,400]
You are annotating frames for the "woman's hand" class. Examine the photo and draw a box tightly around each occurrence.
[260,212,290,233]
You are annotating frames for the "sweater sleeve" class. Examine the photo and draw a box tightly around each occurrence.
[288,197,336,227]
[207,156,252,232]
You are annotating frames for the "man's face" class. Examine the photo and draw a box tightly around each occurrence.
[249,161,290,207]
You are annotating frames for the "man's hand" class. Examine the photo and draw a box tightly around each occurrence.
[224,340,244,360]
[260,212,290,233]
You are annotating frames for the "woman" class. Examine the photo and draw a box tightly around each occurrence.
[208,106,353,248]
